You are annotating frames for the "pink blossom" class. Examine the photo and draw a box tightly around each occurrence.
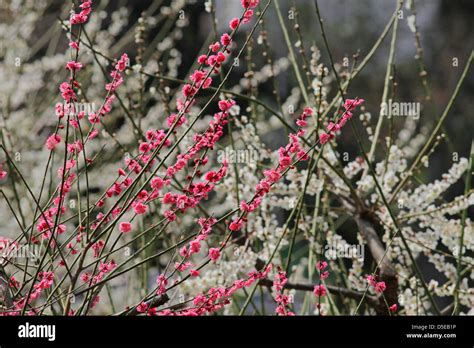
[59,82,75,102]
[303,107,314,116]
[297,150,309,161]
[134,202,148,215]
[202,77,212,89]
[243,9,254,23]
[66,61,83,71]
[175,261,193,272]
[241,0,259,9]
[119,222,132,233]
[313,284,327,297]
[229,18,240,30]
[278,150,292,168]
[220,33,231,46]
[344,98,365,109]
[162,192,176,204]
[150,177,164,190]
[209,248,220,261]
[88,112,99,124]
[229,219,243,232]
[89,129,99,139]
[138,142,150,153]
[156,274,168,295]
[189,240,201,253]
[115,53,129,72]
[319,132,330,144]
[210,42,220,53]
[167,113,186,128]
[197,55,207,65]
[320,271,329,280]
[164,210,177,222]
[316,261,328,270]
[190,69,205,83]
[46,134,62,150]
[296,119,307,127]
[69,41,79,50]
[375,281,386,293]
[136,302,148,313]
[216,52,226,63]
[218,99,235,111]
[263,169,281,183]
[367,275,376,287]
[80,272,91,283]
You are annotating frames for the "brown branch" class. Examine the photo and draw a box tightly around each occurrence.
[126,294,169,316]
[0,266,13,310]
[355,215,398,315]
[258,278,379,307]
[440,302,454,316]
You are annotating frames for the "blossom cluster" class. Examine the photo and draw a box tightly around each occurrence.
[319,98,365,145]
[273,268,294,316]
